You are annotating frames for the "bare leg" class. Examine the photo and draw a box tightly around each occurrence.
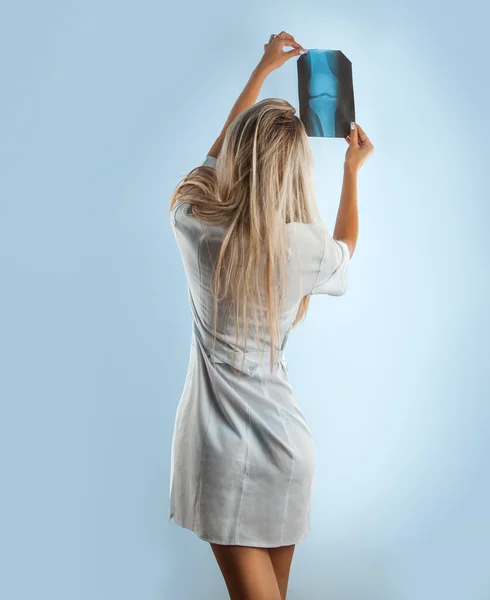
[210,543,282,600]
[268,545,296,600]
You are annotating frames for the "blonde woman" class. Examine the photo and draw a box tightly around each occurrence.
[168,31,374,600]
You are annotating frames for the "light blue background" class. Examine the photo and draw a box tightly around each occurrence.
[1,1,489,599]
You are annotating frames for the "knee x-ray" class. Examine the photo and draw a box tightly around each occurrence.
[297,49,355,138]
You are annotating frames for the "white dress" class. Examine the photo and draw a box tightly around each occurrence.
[168,155,350,547]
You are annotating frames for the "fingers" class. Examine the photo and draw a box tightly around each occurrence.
[356,124,369,144]
[285,47,306,57]
[277,31,295,41]
[283,41,302,51]
[272,31,305,51]
[278,38,303,50]
[355,124,374,151]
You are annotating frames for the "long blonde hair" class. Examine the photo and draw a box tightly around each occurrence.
[169,98,323,373]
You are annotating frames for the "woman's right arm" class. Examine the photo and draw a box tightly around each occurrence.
[333,122,374,259]
[333,162,359,259]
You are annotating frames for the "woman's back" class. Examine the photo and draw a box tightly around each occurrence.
[170,185,350,361]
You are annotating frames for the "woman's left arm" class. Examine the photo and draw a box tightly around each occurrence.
[206,32,306,159]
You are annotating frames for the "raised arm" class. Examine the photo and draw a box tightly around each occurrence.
[333,161,359,259]
[333,123,374,259]
[206,32,306,159]
[206,65,269,159]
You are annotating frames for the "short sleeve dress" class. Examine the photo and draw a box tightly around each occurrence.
[168,155,350,547]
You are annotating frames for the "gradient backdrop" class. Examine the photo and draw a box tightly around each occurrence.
[1,1,489,599]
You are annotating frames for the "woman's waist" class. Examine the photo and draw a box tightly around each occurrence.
[192,322,286,377]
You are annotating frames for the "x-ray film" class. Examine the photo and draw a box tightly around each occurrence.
[297,49,355,138]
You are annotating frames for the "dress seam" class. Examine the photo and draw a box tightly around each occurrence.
[194,392,211,534]
[198,218,204,324]
[277,404,296,546]
[261,376,296,546]
[310,227,327,295]
[193,218,208,534]
[170,512,311,547]
[234,406,251,544]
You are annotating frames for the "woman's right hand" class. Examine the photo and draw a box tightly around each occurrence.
[344,122,374,172]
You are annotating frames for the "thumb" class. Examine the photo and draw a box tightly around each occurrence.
[286,47,307,57]
[349,122,358,144]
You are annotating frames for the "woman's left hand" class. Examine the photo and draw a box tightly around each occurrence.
[259,32,307,73]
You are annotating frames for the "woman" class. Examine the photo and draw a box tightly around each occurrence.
[168,31,373,600]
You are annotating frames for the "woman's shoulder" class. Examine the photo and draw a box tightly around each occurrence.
[286,220,326,250]
[286,220,345,266]
[170,198,192,226]
[286,220,350,296]
[170,155,217,226]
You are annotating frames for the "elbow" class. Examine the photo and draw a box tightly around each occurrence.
[335,237,355,259]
